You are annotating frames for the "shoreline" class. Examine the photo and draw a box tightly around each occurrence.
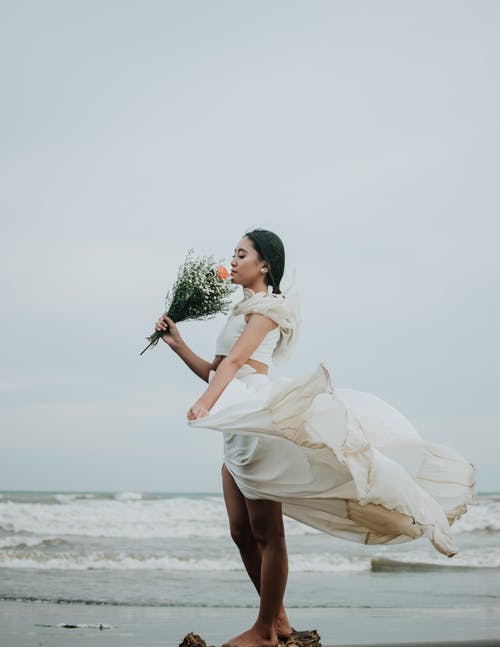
[1,600,499,647]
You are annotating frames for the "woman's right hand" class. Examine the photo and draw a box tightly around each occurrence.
[154,314,183,349]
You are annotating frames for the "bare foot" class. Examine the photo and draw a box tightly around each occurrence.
[221,625,278,647]
[276,608,292,641]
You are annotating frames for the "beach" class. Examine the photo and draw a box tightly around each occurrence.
[1,490,499,645]
[1,601,499,646]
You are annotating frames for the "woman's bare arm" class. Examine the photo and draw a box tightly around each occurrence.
[187,313,278,418]
[155,314,222,382]
[173,343,222,383]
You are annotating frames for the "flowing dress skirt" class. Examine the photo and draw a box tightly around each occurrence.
[188,363,477,557]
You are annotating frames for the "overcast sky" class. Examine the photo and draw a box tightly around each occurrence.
[1,0,499,493]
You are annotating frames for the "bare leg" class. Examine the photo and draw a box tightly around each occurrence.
[222,464,262,593]
[222,464,292,641]
[221,469,290,647]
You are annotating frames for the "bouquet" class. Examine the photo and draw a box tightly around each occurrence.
[140,249,236,355]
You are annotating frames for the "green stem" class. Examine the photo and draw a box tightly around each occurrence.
[139,340,156,356]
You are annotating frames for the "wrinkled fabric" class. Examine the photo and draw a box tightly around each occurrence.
[215,312,280,364]
[189,363,477,557]
[230,286,301,364]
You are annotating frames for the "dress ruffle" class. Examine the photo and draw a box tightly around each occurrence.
[188,363,477,557]
[230,286,301,363]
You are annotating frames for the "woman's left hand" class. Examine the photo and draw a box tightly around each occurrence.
[187,400,210,421]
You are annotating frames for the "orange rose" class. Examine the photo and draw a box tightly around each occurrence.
[217,265,229,280]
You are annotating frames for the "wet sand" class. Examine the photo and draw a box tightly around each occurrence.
[1,600,499,647]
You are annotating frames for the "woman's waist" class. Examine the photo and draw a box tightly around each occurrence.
[209,364,270,385]
[216,354,271,375]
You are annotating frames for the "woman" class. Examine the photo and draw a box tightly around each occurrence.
[155,229,476,647]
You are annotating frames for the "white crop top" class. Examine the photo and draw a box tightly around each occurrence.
[215,312,281,365]
[214,286,301,366]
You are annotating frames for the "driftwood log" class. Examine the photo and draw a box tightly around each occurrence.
[179,628,321,647]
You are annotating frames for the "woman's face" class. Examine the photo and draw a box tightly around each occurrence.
[230,236,267,287]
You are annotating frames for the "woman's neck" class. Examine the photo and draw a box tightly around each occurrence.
[242,280,269,295]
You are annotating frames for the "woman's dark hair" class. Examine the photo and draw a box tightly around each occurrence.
[244,229,285,294]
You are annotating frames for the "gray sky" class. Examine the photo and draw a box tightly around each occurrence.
[1,0,499,493]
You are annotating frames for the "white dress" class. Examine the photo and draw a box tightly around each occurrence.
[189,288,477,558]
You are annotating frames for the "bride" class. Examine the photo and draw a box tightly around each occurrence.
[154,228,476,647]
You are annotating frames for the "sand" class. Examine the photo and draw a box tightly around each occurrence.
[1,600,499,647]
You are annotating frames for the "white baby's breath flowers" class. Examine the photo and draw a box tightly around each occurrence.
[140,249,236,355]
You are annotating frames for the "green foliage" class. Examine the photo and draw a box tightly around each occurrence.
[140,250,236,355]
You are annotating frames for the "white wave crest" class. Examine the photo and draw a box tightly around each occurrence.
[0,497,227,538]
[1,495,496,541]
[54,494,79,504]
[0,535,65,549]
[372,548,500,569]
[451,500,500,533]
[291,553,370,572]
[0,550,370,572]
[113,492,143,501]
[0,497,310,539]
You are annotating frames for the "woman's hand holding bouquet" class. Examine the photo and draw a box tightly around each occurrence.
[154,314,184,350]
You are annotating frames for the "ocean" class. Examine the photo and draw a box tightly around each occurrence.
[1,489,498,613]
